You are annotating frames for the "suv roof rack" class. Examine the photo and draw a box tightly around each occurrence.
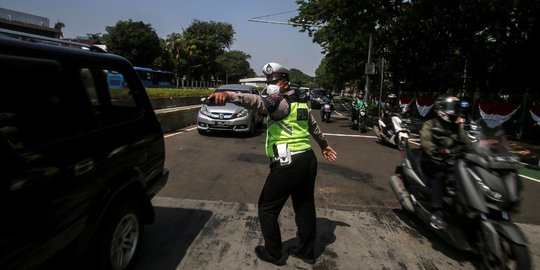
[0,28,107,53]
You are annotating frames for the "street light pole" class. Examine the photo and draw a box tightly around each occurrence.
[364,34,374,103]
[378,57,385,118]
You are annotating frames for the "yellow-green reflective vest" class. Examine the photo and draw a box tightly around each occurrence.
[265,102,311,157]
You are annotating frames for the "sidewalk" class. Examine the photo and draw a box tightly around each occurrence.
[135,197,540,270]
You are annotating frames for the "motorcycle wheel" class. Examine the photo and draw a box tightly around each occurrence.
[479,235,531,270]
[326,113,331,123]
[373,126,382,142]
[397,137,408,151]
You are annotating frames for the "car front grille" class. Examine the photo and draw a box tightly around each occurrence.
[208,112,235,119]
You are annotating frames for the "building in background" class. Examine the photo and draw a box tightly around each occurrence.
[0,8,61,38]
[239,77,266,88]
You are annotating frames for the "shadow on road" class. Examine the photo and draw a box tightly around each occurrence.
[391,209,476,265]
[135,206,213,270]
[283,217,350,261]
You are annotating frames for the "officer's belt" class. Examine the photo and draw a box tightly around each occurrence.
[270,148,311,163]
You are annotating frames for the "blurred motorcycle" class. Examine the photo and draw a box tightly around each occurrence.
[321,102,333,123]
[390,123,530,269]
[373,113,410,151]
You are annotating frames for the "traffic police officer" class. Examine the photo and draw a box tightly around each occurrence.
[207,62,337,265]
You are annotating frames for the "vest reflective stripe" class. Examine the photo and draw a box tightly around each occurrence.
[266,102,311,157]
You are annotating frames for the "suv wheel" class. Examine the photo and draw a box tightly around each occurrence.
[98,200,143,270]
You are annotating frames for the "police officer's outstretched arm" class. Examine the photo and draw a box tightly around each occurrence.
[207,91,268,114]
[307,111,337,162]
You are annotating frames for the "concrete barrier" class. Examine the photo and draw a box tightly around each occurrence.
[154,105,202,133]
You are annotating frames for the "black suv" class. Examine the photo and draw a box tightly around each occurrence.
[0,30,169,269]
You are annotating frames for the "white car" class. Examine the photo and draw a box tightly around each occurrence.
[197,84,263,136]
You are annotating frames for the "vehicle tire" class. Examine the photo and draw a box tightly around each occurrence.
[198,128,206,135]
[397,137,408,151]
[247,118,255,137]
[373,126,382,142]
[479,235,531,270]
[96,200,143,270]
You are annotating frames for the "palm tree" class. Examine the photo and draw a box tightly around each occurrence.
[54,21,65,37]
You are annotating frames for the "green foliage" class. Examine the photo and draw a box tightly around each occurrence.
[294,0,540,98]
[181,20,235,80]
[110,88,213,99]
[216,51,256,83]
[289,68,316,88]
[103,20,161,67]
[145,88,213,98]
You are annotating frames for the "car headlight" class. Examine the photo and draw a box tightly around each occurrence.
[237,109,248,118]
[200,106,211,117]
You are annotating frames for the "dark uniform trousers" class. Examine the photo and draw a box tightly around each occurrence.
[421,157,453,209]
[258,149,317,257]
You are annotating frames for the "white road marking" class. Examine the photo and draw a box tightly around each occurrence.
[519,174,540,183]
[323,133,378,139]
[164,127,197,138]
[165,124,540,183]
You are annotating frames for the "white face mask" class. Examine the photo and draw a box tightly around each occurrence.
[266,84,281,95]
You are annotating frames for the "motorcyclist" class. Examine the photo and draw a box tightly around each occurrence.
[320,92,334,118]
[380,93,400,134]
[351,91,367,129]
[420,94,472,230]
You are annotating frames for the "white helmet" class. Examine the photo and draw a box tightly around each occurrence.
[262,62,290,83]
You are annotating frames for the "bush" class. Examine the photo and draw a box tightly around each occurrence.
[110,88,213,99]
[146,88,213,98]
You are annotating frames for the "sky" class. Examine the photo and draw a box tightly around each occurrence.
[0,0,324,76]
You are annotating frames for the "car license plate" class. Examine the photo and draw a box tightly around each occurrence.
[216,121,228,126]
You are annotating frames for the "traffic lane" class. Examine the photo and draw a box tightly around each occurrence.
[514,179,540,224]
[160,116,403,212]
[161,127,268,204]
[161,110,540,225]
[312,131,402,210]
[317,109,540,225]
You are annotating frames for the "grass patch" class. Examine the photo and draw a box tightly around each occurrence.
[146,88,213,98]
[110,88,213,99]
[518,166,540,180]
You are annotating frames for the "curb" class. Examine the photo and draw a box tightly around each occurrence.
[155,105,201,133]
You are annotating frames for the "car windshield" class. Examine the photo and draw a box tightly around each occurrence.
[311,90,330,98]
[214,88,251,94]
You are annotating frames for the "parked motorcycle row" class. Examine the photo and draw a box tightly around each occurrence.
[318,99,531,269]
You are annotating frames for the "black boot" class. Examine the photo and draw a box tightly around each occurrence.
[288,247,316,264]
[254,246,285,266]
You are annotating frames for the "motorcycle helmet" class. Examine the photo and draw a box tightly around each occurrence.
[435,95,460,123]
[262,62,290,83]
[387,93,397,104]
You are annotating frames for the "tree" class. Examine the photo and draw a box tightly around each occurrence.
[54,21,65,37]
[153,38,175,72]
[289,68,315,88]
[293,0,540,98]
[86,33,102,40]
[216,50,256,83]
[181,20,235,80]
[103,20,161,67]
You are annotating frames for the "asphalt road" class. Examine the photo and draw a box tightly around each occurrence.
[136,101,540,269]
